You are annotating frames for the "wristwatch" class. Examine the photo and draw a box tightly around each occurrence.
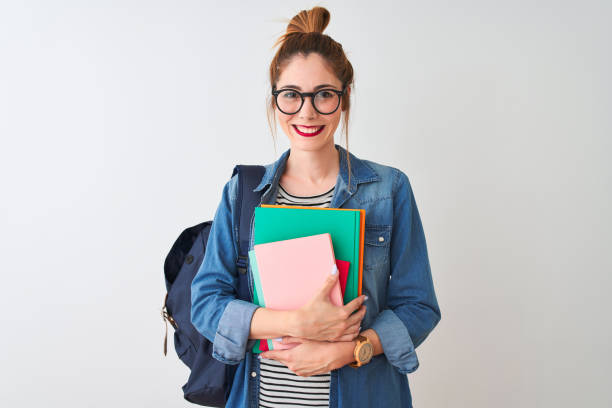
[349,335,373,368]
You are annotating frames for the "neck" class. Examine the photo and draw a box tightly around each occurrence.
[284,143,340,185]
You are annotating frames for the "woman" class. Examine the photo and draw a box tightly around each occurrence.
[191,6,441,408]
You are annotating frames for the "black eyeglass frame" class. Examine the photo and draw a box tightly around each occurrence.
[271,86,347,115]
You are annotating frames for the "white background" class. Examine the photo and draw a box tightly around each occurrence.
[1,1,610,407]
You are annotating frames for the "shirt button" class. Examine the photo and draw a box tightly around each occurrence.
[378,236,385,242]
[185,254,194,264]
[251,371,257,378]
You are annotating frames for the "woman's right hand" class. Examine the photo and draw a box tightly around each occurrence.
[291,271,367,342]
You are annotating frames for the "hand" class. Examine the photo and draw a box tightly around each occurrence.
[261,337,355,377]
[292,272,367,342]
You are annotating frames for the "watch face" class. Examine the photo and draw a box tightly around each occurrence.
[358,342,374,362]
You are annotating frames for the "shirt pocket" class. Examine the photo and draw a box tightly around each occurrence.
[363,224,391,273]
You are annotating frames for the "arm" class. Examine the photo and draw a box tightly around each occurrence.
[369,169,442,374]
[259,328,383,377]
[260,171,440,375]
[249,308,295,339]
[190,174,259,365]
[191,175,366,365]
[250,272,367,341]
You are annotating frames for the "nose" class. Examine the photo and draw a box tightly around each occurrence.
[298,95,317,119]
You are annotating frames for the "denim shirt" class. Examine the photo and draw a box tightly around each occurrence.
[191,144,441,407]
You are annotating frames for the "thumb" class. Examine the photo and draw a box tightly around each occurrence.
[316,265,339,300]
[260,350,284,361]
[281,336,305,344]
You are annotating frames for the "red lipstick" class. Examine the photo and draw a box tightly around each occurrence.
[292,125,325,137]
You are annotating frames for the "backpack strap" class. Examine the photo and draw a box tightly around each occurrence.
[232,164,266,301]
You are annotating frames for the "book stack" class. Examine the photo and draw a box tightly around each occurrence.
[248,204,365,353]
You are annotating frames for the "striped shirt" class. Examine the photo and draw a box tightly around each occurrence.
[258,183,335,408]
[274,183,335,207]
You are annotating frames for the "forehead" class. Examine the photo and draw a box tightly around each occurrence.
[277,53,342,88]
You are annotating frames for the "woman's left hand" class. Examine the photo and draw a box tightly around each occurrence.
[260,337,355,377]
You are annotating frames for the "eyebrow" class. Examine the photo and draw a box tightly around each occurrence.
[278,84,339,91]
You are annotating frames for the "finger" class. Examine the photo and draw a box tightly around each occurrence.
[342,322,361,336]
[345,305,366,327]
[342,294,366,315]
[335,332,360,342]
[281,336,305,344]
[260,350,288,362]
[335,323,361,342]
[315,268,340,301]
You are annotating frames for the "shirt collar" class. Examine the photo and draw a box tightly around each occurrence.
[253,144,379,194]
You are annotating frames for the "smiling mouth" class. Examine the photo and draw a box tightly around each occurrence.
[292,125,325,137]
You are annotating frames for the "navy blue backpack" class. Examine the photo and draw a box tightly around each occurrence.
[162,165,265,407]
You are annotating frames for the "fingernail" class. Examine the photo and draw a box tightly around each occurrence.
[273,337,282,342]
[331,265,338,275]
[364,295,369,300]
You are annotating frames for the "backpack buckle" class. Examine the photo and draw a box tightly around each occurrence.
[162,308,178,330]
[162,294,178,356]
[236,255,248,275]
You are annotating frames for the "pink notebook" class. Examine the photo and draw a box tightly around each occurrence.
[254,233,343,350]
[256,258,350,353]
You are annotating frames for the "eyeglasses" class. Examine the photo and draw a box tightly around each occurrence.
[272,87,346,115]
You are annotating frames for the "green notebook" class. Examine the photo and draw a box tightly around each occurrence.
[248,249,271,353]
[253,206,362,304]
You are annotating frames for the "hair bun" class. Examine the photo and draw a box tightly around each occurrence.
[286,6,330,35]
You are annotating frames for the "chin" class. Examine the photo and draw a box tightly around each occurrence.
[286,127,329,144]
[290,137,334,152]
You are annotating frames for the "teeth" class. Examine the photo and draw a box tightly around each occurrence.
[295,125,322,133]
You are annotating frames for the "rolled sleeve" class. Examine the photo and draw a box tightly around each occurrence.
[373,169,441,374]
[212,299,260,364]
[370,309,419,374]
